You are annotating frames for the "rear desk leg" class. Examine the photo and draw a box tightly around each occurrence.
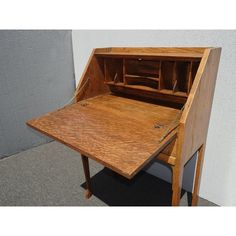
[81,155,92,199]
[171,165,184,206]
[192,144,205,206]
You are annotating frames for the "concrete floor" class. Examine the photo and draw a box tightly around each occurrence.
[0,141,217,206]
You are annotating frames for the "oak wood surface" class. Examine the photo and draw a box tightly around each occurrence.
[179,48,221,164]
[27,94,180,179]
[157,138,177,165]
[81,155,92,198]
[191,145,205,206]
[94,47,206,59]
[27,47,221,206]
[170,47,221,205]
[103,55,200,105]
[108,83,188,104]
[76,50,109,102]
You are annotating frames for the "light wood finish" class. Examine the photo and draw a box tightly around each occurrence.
[171,48,221,205]
[94,47,206,59]
[191,145,205,206]
[157,138,177,165]
[157,153,176,166]
[95,47,207,54]
[81,155,92,198]
[171,164,184,206]
[27,47,221,206]
[27,94,180,179]
[106,82,188,104]
[179,48,221,164]
[102,55,200,105]
[76,49,109,102]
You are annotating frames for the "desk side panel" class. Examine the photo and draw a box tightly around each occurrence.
[178,48,221,164]
[76,51,109,101]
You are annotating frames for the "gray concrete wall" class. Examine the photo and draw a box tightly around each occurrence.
[0,30,75,158]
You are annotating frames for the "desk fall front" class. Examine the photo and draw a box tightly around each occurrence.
[27,47,221,206]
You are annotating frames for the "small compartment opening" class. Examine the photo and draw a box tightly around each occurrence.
[104,58,123,83]
[175,61,189,93]
[160,61,175,90]
[101,55,201,105]
[125,75,159,89]
[124,58,160,89]
[160,60,200,95]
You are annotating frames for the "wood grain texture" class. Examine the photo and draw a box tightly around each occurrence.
[157,153,176,166]
[169,47,221,206]
[27,47,221,206]
[191,144,205,206]
[103,55,200,105]
[107,82,188,103]
[179,48,221,164]
[81,155,92,198]
[95,47,206,59]
[171,163,184,206]
[27,94,180,179]
[157,138,177,165]
[76,50,109,102]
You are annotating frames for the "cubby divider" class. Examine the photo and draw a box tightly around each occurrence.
[102,56,200,104]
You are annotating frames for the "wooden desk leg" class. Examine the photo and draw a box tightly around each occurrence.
[192,144,205,206]
[81,155,92,199]
[171,165,184,206]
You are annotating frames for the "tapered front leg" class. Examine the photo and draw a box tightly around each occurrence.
[171,165,184,206]
[192,144,205,206]
[81,155,92,199]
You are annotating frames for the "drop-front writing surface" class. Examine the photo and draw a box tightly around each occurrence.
[27,94,180,179]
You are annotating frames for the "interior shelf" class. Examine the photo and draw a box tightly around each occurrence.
[102,56,200,104]
[106,81,156,92]
[105,81,188,98]
[125,74,159,82]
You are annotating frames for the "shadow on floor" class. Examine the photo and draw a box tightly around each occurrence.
[81,168,186,206]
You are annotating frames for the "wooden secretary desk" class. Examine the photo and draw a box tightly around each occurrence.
[27,47,221,206]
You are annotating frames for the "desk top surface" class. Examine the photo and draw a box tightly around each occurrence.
[27,94,180,179]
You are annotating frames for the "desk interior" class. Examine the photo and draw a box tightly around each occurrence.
[27,94,180,178]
